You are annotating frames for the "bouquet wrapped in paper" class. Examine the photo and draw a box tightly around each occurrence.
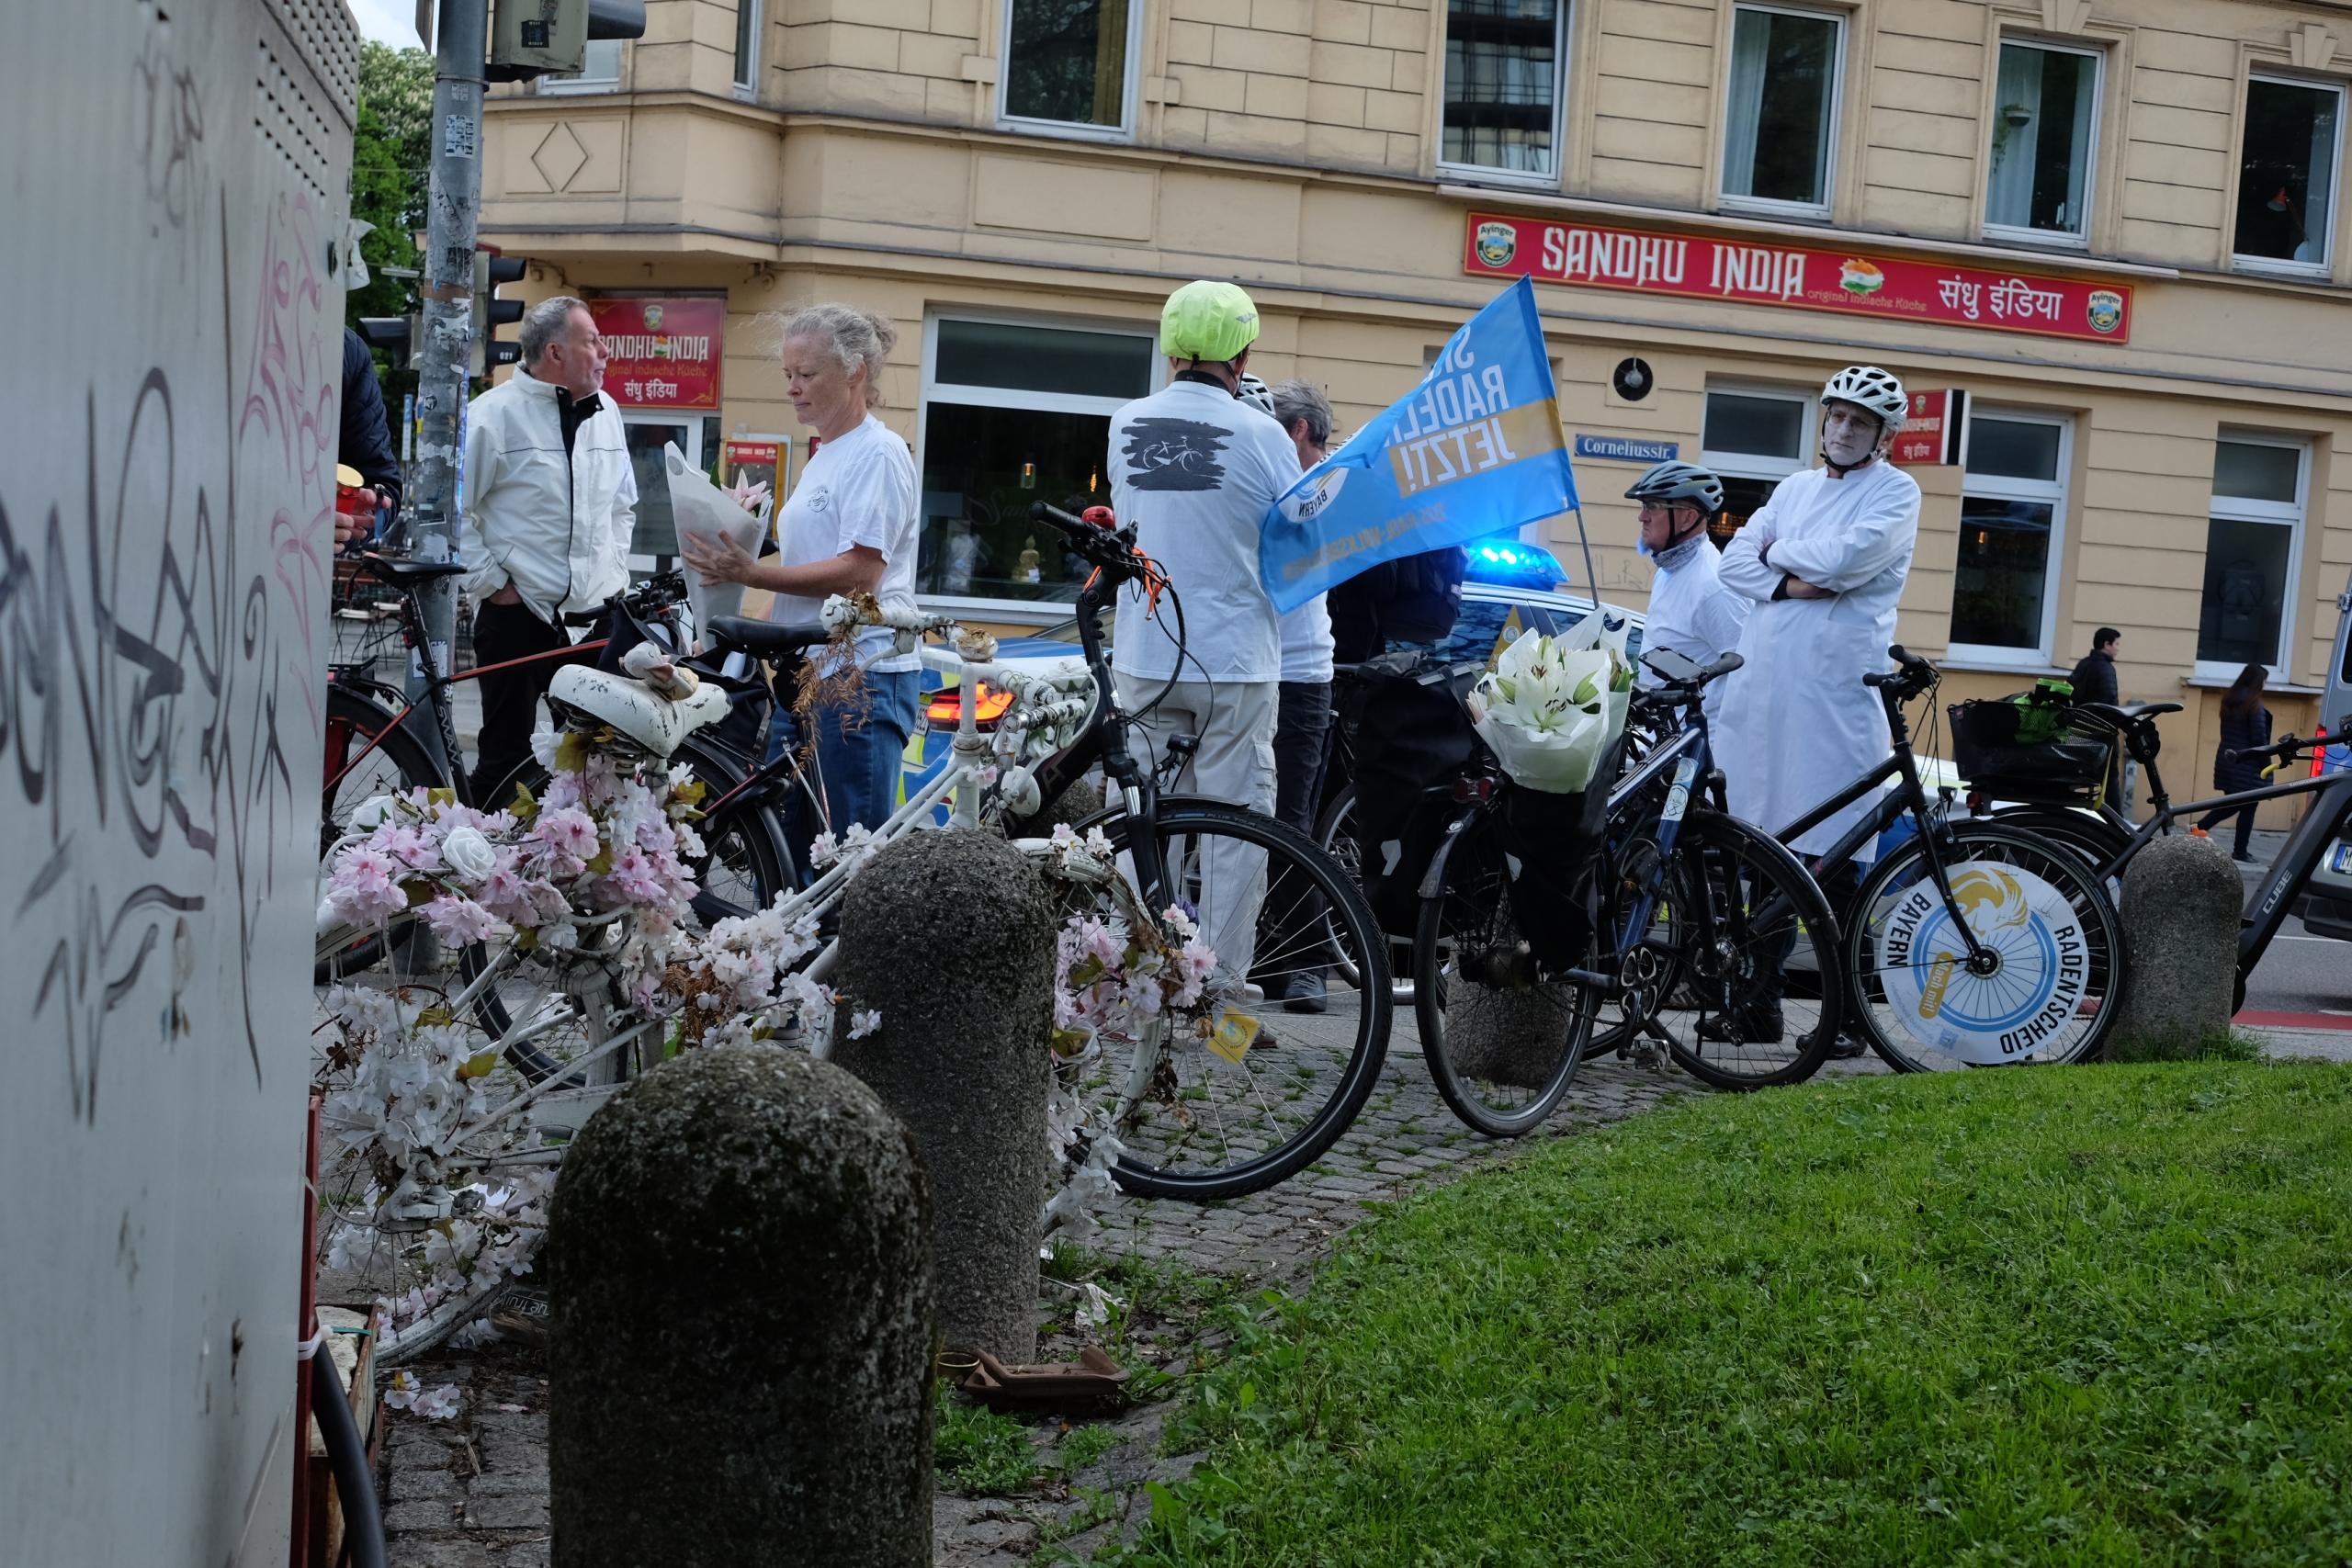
[663,443,769,638]
[1466,615,1633,795]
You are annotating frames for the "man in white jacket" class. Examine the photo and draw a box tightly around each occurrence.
[458,295,637,804]
[1708,365,1920,1048]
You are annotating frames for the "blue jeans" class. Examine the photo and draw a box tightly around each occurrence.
[766,668,922,852]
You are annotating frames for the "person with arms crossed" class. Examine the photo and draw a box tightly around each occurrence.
[1109,281,1302,988]
[683,303,920,848]
[458,295,636,805]
[1708,365,1922,1048]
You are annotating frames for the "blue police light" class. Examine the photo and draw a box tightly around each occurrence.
[1462,537,1566,588]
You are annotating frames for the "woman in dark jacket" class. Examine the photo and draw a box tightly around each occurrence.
[2194,663,2274,861]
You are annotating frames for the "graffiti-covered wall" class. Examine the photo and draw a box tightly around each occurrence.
[0,1,352,1561]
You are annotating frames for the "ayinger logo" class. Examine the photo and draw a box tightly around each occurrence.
[1474,220,1517,268]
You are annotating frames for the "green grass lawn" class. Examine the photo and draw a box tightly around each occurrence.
[1110,1060,2352,1566]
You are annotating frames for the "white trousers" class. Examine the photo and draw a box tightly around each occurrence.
[1125,678,1279,984]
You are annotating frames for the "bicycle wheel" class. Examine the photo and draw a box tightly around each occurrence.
[1650,810,1843,1090]
[1068,800,1391,1201]
[317,685,447,983]
[1984,804,2131,874]
[1411,810,1599,1136]
[1312,782,1364,990]
[1843,819,2123,1072]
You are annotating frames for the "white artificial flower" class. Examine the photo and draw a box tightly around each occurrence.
[848,1009,882,1039]
[440,825,497,882]
[529,728,562,768]
[350,795,396,831]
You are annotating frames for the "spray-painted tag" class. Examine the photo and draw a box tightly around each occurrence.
[1205,1010,1261,1065]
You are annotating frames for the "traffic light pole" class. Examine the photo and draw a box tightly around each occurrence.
[409,0,490,772]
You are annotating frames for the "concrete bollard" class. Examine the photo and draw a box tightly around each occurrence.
[547,1049,936,1568]
[831,829,1057,1362]
[2107,831,2243,1062]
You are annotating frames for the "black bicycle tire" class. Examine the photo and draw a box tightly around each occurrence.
[1409,811,1596,1136]
[1660,809,1844,1090]
[1983,804,2132,873]
[317,686,445,985]
[1843,819,2124,1072]
[468,734,796,1081]
[1082,799,1393,1201]
[1311,782,1365,991]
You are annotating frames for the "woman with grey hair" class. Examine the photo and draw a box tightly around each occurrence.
[683,303,919,849]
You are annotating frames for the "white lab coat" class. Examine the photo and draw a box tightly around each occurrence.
[1713,461,1920,856]
[1640,532,1750,726]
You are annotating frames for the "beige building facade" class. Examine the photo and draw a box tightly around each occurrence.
[477,0,2352,822]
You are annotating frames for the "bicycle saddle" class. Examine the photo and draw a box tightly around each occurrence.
[358,551,465,584]
[705,616,831,659]
[2071,700,2182,728]
[548,664,729,758]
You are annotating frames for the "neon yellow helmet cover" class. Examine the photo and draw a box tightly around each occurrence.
[1159,280,1261,363]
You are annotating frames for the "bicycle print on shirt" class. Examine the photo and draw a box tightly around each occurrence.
[1120,417,1231,491]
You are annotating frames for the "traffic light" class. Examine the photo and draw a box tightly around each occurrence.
[489,0,647,81]
[473,250,527,377]
[357,313,419,369]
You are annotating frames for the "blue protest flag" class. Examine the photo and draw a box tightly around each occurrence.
[1258,277,1578,612]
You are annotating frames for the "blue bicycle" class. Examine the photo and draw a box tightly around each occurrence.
[1408,648,1847,1135]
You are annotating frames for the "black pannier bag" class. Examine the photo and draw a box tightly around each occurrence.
[1348,654,1486,936]
[1497,728,1623,974]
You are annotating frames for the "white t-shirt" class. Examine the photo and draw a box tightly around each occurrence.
[1279,595,1333,683]
[767,413,919,673]
[1108,378,1302,685]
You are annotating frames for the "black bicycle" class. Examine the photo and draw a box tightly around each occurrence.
[1761,647,2127,1072]
[1984,714,2352,1013]
[1407,647,1849,1134]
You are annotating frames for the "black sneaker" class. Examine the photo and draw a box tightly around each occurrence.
[1282,972,1328,1015]
[1697,1008,1784,1045]
[1825,1032,1869,1060]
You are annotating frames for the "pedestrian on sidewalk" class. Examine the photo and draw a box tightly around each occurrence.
[2196,662,2274,862]
[2069,626,2126,800]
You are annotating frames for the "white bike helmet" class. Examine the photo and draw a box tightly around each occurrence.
[1820,365,1908,426]
[1236,372,1277,418]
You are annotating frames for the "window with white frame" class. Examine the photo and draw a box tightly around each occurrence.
[918,316,1159,606]
[1440,0,1571,181]
[1000,0,1140,138]
[1700,385,1814,543]
[1985,40,2100,243]
[540,38,622,93]
[1721,4,1843,217]
[1951,410,2071,660]
[734,0,759,96]
[2234,74,2344,272]
[2197,434,2307,672]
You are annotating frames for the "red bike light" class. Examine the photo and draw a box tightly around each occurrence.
[1451,775,1495,805]
[1080,505,1117,529]
[924,682,1013,728]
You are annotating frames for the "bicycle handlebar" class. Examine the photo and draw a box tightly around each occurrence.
[1030,501,1143,581]
[2221,733,2309,769]
[1861,643,1938,697]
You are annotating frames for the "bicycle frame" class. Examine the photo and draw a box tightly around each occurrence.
[2106,765,2352,981]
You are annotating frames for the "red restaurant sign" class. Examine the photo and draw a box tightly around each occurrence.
[588,296,725,410]
[1890,389,1968,466]
[1464,213,2133,344]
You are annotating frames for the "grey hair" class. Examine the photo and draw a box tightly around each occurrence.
[520,295,588,369]
[1271,378,1334,446]
[779,302,898,409]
